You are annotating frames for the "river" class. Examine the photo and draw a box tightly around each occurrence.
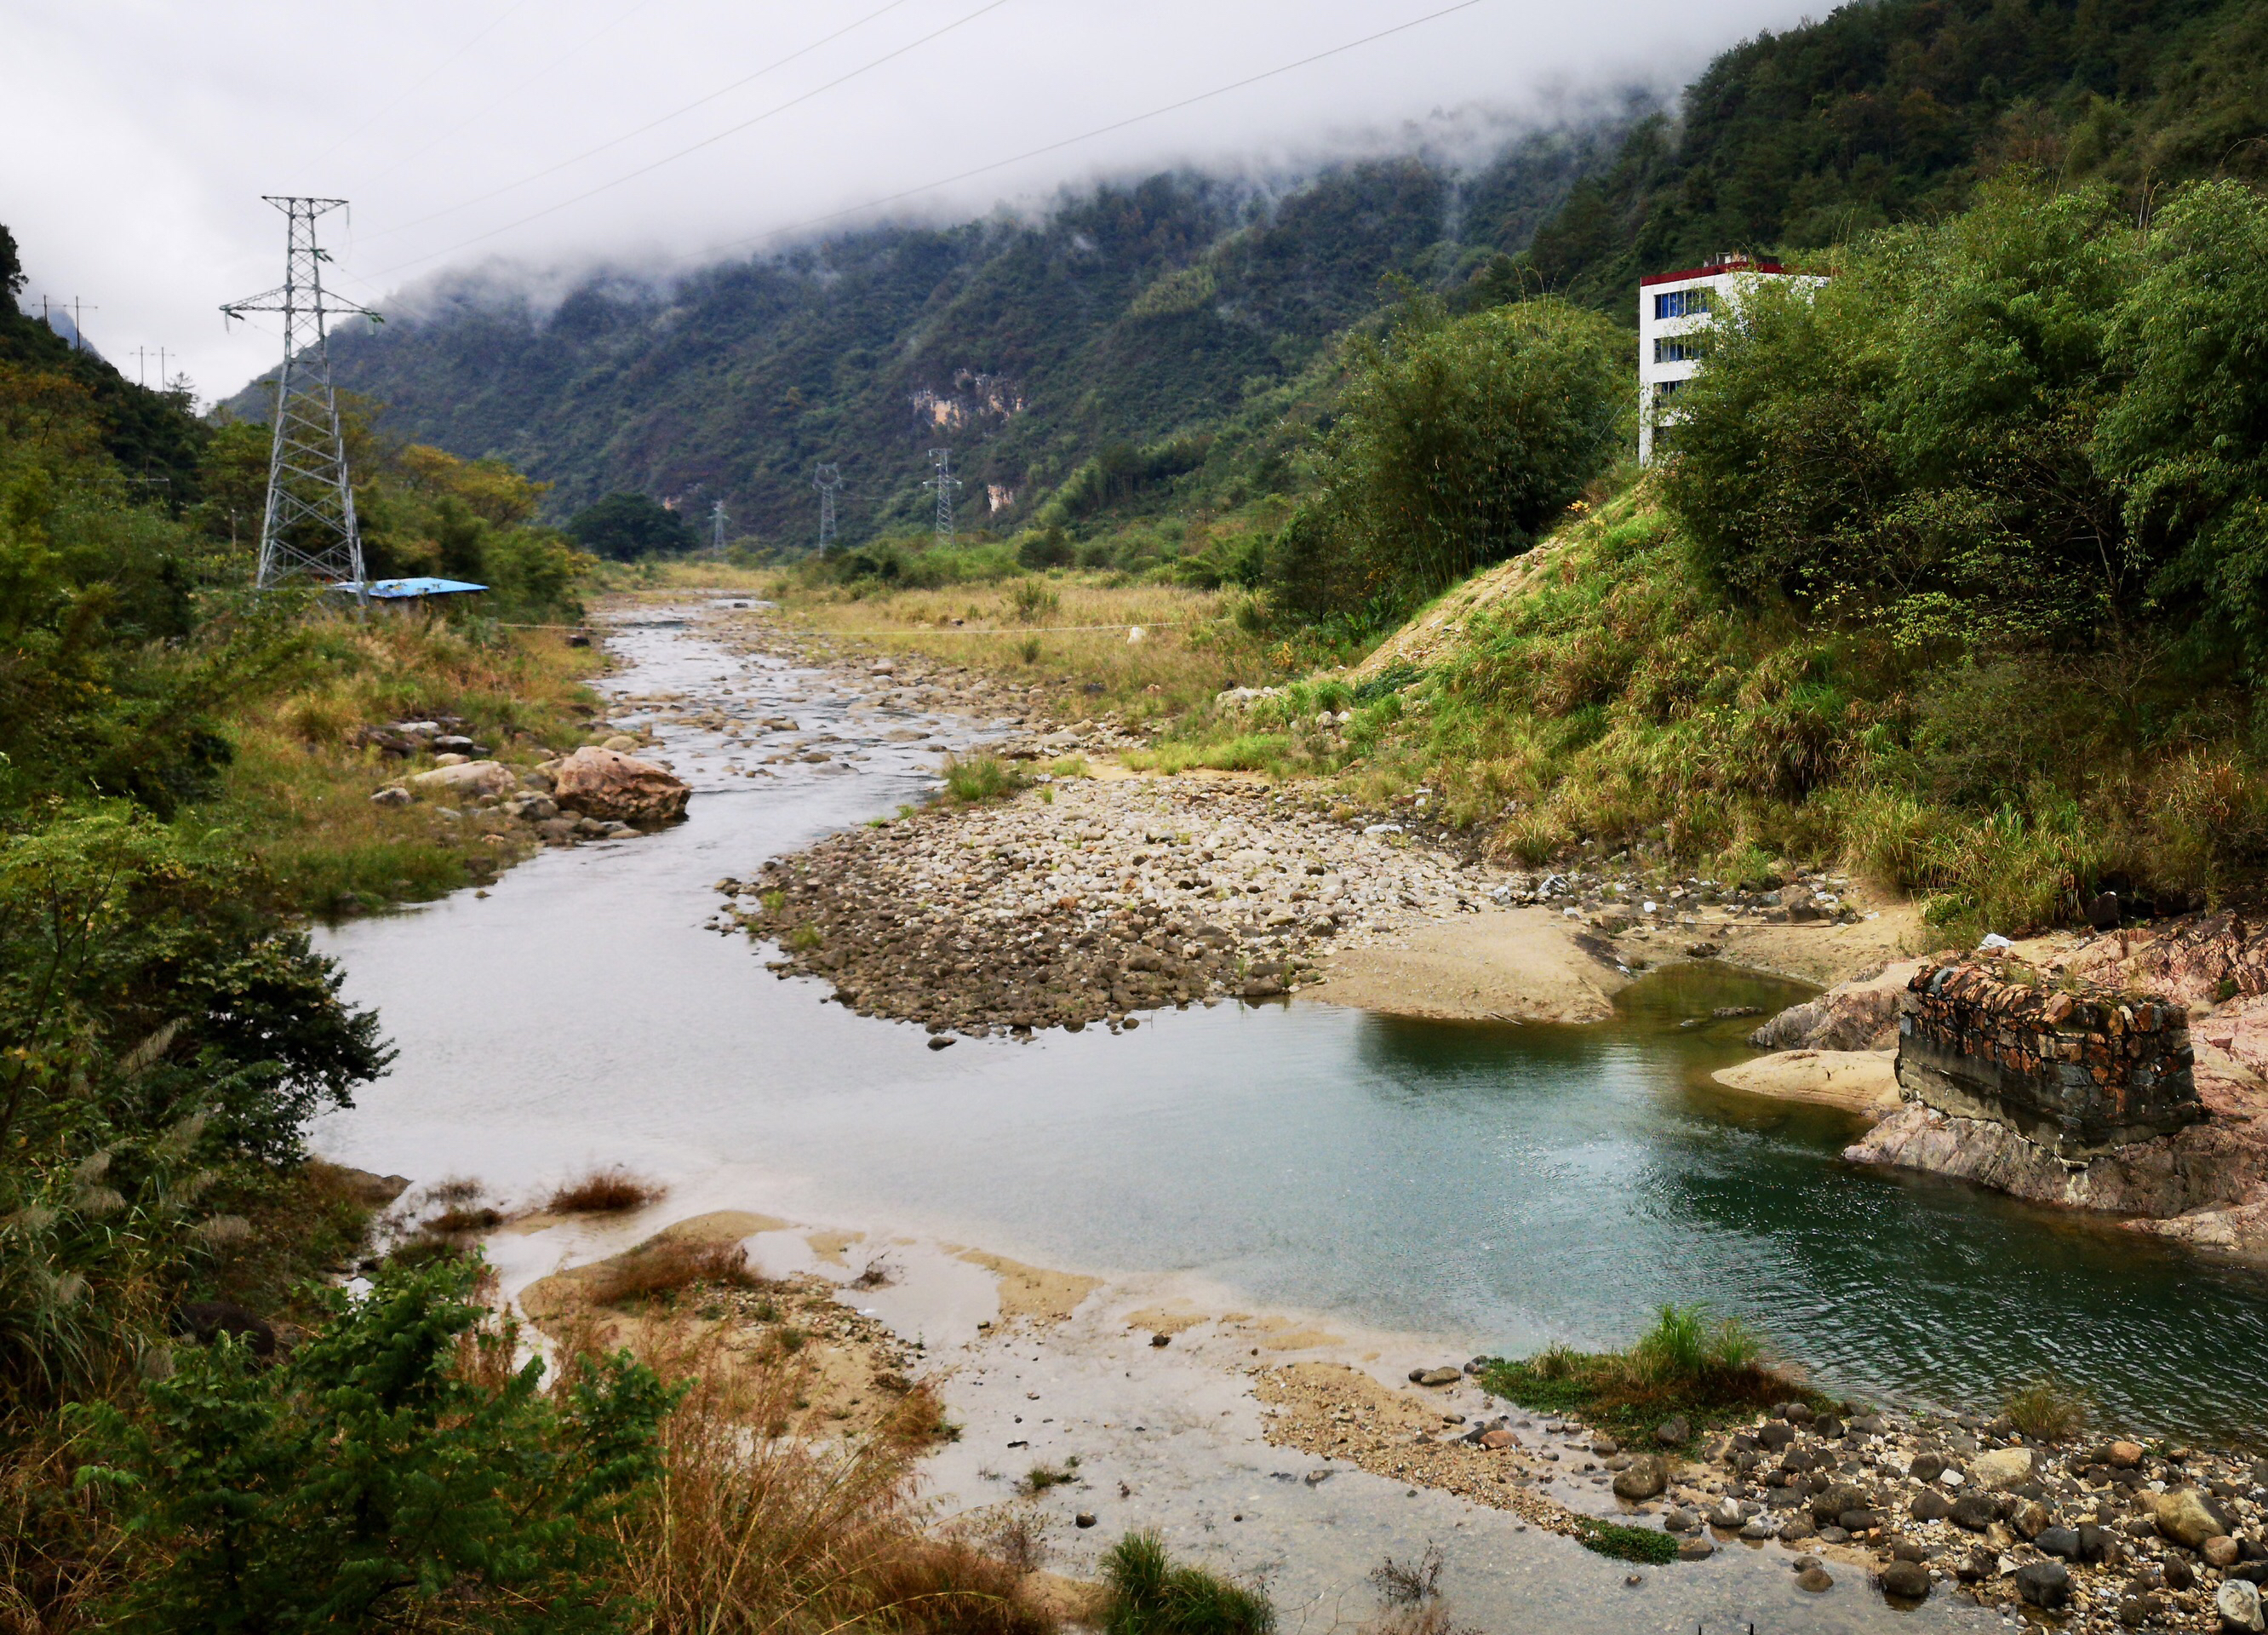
[306,601,2268,1627]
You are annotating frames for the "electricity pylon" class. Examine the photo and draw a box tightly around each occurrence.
[710,498,730,554]
[925,447,960,544]
[221,197,381,598]
[812,462,841,547]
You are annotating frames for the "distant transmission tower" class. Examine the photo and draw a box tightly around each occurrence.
[925,447,960,544]
[812,462,841,547]
[221,197,381,598]
[709,498,730,554]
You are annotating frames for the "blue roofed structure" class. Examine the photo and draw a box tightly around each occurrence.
[330,577,489,600]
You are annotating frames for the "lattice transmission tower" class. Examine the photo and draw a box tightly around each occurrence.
[925,447,960,544]
[709,498,730,554]
[221,198,381,597]
[812,462,841,547]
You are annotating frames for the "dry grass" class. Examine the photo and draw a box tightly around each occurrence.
[544,1167,667,1215]
[568,1324,1052,1635]
[762,575,1281,726]
[212,611,601,917]
[2003,1375,2089,1443]
[583,1239,772,1307]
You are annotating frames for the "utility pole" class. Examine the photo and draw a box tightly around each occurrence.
[132,345,150,386]
[221,198,381,600]
[925,447,959,545]
[709,497,730,555]
[812,462,841,548]
[71,297,97,352]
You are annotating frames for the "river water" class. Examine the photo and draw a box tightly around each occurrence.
[311,605,2268,1452]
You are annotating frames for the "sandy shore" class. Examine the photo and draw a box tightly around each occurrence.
[471,1196,1998,1633]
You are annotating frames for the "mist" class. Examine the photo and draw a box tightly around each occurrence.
[4,0,1818,404]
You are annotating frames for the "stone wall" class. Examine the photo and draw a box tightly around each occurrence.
[1895,961,2200,1156]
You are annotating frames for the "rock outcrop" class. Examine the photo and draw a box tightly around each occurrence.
[1748,962,1914,1051]
[547,747,690,828]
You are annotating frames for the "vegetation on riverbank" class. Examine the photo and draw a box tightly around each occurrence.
[1478,1305,1813,1447]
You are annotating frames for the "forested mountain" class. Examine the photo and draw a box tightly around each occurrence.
[235,123,1635,544]
[1529,0,2268,304]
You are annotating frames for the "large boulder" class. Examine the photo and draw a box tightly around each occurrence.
[548,747,690,828]
[1970,1447,2034,1490]
[2150,1487,2229,1550]
[1749,963,1914,1051]
[407,759,518,800]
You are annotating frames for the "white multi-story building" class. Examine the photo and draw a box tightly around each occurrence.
[1637,255,1824,464]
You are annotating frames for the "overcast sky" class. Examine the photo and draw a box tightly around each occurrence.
[5,0,1813,404]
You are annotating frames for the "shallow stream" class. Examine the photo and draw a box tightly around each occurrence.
[311,605,2268,1448]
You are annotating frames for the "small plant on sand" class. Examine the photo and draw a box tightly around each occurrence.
[546,1167,667,1214]
[1479,1305,1806,1443]
[1102,1531,1273,1635]
[1570,1517,1678,1565]
[785,923,822,951]
[2003,1375,2089,1442]
[1017,1460,1078,1496]
[942,754,1032,804]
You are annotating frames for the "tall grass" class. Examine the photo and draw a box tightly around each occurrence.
[544,1168,667,1215]
[1102,1532,1273,1635]
[2002,1375,2089,1443]
[942,754,1031,804]
[582,1326,1051,1635]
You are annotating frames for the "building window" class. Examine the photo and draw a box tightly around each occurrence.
[1652,380,1685,403]
[1652,288,1713,320]
[1652,336,1708,364]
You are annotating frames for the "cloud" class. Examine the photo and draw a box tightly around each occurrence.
[4,0,1815,403]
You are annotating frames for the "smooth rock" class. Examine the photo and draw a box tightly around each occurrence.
[549,746,690,827]
[1878,1560,1932,1601]
[1971,1447,2035,1490]
[1709,1499,1744,1529]
[369,785,410,806]
[2152,1487,2230,1550]
[1676,1537,1715,1561]
[1911,1489,1955,1523]
[1410,1367,1461,1387]
[1663,1508,1699,1534]
[2037,1526,2082,1559]
[1656,1414,1692,1446]
[1909,1452,1948,1483]
[1739,1517,1778,1540]
[1612,1454,1669,1501]
[408,759,518,800]
[2219,1580,2266,1634]
[2208,1536,2243,1569]
[1950,1493,1999,1532]
[1795,1567,1834,1592]
[2015,1560,2071,1609]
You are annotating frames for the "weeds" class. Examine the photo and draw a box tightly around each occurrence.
[1017,1460,1079,1496]
[942,754,1032,804]
[545,1167,667,1215]
[1570,1517,1680,1565]
[2002,1375,2089,1442]
[1479,1305,1807,1443]
[1102,1531,1273,1635]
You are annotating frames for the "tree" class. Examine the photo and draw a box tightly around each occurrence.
[1268,295,1627,620]
[564,492,696,560]
[1659,181,2140,650]
[2094,180,2268,666]
[79,1258,676,1634]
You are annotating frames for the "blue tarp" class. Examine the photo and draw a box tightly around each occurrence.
[331,578,489,600]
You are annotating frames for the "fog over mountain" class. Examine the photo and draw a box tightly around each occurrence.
[3,0,1816,401]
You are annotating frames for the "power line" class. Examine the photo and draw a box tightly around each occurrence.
[684,0,1490,267]
[364,0,667,185]
[358,0,970,272]
[313,0,536,164]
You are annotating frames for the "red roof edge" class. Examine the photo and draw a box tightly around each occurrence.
[1640,258,1793,288]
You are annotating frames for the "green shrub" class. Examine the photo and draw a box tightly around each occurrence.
[1103,1532,1273,1635]
[2002,1375,2089,1443]
[941,754,1031,803]
[77,1258,676,1632]
[1269,295,1627,619]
